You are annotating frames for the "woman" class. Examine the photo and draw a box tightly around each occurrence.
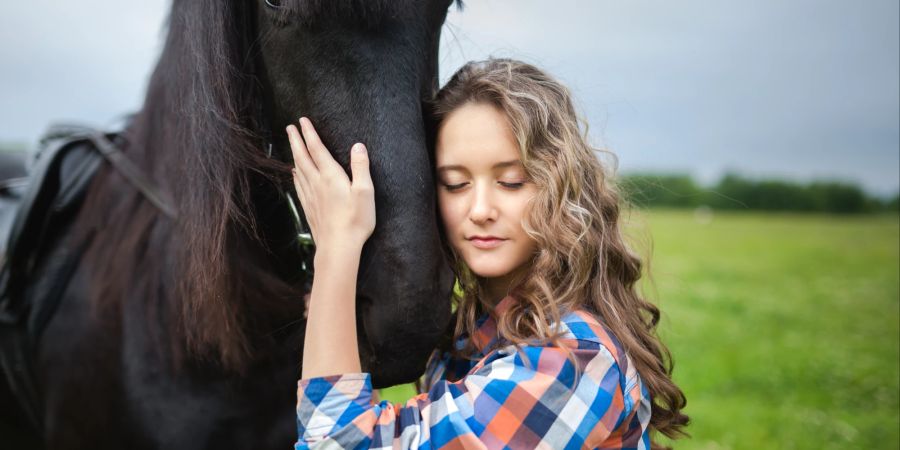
[288,59,688,449]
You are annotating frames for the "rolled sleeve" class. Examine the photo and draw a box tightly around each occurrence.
[294,341,646,450]
[295,373,374,447]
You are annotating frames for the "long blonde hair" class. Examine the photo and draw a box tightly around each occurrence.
[431,58,688,446]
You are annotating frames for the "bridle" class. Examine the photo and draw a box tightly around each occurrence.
[266,142,316,277]
[69,133,317,282]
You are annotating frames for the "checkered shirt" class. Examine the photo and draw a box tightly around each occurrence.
[295,296,651,449]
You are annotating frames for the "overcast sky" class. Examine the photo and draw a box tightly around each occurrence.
[1,1,897,195]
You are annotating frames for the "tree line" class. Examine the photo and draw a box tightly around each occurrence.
[2,141,897,215]
[619,173,900,214]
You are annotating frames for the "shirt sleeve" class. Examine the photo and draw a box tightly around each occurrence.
[294,342,640,449]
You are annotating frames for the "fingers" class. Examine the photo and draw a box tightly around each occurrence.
[291,167,304,197]
[298,117,341,173]
[292,168,311,211]
[349,143,374,191]
[287,124,317,175]
[288,125,315,211]
[292,168,319,240]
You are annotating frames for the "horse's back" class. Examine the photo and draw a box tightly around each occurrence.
[0,130,105,448]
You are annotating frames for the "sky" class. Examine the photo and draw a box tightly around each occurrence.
[1,0,897,196]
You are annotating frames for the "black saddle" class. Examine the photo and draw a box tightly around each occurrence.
[0,124,175,434]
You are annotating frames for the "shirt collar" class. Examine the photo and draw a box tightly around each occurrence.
[470,295,518,355]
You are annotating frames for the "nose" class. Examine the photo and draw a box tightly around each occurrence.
[469,181,498,224]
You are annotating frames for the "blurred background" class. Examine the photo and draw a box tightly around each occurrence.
[1,1,897,448]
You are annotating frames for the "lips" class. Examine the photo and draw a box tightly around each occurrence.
[467,235,507,249]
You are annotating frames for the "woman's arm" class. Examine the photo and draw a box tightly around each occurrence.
[301,243,362,378]
[287,117,375,379]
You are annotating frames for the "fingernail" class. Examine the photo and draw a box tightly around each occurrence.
[352,143,366,154]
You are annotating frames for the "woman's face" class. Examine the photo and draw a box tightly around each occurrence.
[435,102,538,283]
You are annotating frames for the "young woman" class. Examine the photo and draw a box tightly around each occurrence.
[288,59,688,449]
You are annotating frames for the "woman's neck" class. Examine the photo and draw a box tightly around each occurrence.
[482,264,529,307]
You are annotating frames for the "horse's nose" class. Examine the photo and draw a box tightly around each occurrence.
[353,232,453,385]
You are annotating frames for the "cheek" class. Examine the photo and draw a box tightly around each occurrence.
[509,192,536,233]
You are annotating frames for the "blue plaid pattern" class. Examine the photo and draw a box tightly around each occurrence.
[295,296,651,449]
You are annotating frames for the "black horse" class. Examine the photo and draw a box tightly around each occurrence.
[0,0,457,447]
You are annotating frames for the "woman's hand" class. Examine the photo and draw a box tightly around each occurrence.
[291,117,369,379]
[287,117,375,252]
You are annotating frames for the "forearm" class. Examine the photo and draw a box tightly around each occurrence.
[301,242,363,379]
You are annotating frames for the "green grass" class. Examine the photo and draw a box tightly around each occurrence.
[381,209,900,449]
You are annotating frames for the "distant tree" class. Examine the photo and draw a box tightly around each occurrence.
[618,174,702,208]
[884,193,900,212]
[704,173,755,210]
[807,181,870,214]
[620,171,891,215]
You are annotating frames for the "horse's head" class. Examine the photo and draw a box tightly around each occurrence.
[254,1,457,386]
[90,0,457,387]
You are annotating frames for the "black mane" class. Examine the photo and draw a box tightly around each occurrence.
[76,1,302,372]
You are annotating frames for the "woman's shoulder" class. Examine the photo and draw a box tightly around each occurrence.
[553,308,639,381]
[422,307,642,392]
[556,308,622,348]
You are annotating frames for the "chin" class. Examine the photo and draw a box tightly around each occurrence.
[470,267,513,278]
[465,257,516,279]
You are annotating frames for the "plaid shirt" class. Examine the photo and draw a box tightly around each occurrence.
[295,296,651,449]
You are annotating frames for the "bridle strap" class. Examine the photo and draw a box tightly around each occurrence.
[88,131,178,219]
[266,143,316,275]
[90,132,311,273]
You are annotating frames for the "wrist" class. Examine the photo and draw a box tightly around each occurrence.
[313,240,364,269]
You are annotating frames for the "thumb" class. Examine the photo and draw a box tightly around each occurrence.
[349,143,373,189]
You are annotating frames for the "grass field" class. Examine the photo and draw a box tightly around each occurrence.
[381,209,900,449]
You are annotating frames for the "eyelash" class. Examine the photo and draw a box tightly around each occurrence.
[442,182,525,192]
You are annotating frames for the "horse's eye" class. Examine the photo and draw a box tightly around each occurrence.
[265,0,284,9]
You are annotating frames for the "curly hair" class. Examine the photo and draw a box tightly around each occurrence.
[431,58,689,447]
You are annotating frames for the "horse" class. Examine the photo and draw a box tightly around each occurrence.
[0,1,458,447]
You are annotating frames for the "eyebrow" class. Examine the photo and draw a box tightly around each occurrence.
[436,160,523,173]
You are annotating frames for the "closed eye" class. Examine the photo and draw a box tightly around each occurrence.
[499,181,525,189]
[442,182,468,192]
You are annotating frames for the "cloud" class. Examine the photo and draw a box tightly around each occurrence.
[0,0,168,141]
[1,0,896,195]
[440,0,899,195]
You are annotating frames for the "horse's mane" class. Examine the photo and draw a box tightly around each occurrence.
[75,1,302,372]
[72,0,463,373]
